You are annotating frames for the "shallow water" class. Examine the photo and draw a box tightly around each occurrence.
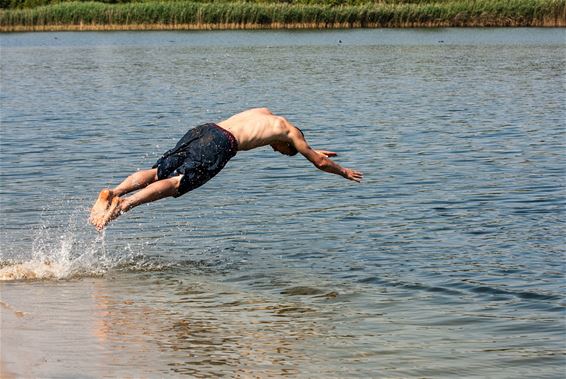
[1,29,565,378]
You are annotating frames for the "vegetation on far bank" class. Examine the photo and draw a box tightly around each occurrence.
[0,0,510,10]
[1,0,565,31]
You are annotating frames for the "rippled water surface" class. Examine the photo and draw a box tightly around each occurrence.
[1,29,565,378]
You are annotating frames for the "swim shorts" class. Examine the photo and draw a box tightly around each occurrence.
[152,123,238,197]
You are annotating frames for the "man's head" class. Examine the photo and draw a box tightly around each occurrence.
[270,128,304,156]
[271,141,298,156]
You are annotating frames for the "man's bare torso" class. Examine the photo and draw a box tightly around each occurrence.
[217,108,288,151]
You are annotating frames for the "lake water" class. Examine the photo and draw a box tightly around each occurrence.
[1,29,565,378]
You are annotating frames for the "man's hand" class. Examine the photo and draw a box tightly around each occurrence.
[315,150,362,182]
[315,150,337,158]
[343,168,363,183]
[288,128,362,183]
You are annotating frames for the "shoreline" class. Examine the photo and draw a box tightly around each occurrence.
[2,21,565,32]
[2,0,565,32]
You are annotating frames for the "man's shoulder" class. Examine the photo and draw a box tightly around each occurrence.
[248,107,273,115]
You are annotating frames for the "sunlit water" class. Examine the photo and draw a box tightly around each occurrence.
[1,29,565,378]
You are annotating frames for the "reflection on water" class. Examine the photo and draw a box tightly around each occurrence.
[2,274,339,377]
[1,29,565,378]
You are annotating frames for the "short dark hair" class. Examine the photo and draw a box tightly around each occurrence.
[288,143,298,156]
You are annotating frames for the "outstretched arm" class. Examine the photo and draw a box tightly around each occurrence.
[287,127,363,183]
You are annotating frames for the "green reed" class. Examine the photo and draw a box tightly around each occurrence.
[1,0,565,30]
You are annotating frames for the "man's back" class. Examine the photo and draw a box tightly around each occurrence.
[218,108,288,151]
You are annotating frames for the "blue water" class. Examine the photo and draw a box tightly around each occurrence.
[1,29,565,378]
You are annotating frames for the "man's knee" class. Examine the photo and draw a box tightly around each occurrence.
[166,175,186,198]
[151,168,159,182]
[168,175,182,190]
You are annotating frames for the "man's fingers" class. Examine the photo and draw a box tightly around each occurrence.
[346,169,363,182]
[316,150,338,157]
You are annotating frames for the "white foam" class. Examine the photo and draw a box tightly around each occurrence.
[0,232,110,281]
[0,261,71,280]
[1,208,112,281]
[1,205,177,281]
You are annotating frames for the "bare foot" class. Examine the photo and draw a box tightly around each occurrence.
[89,189,114,227]
[96,196,125,231]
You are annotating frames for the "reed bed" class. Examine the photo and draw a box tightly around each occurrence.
[1,0,565,31]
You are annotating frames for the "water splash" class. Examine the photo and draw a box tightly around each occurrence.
[0,207,114,281]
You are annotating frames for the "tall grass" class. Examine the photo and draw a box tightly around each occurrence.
[1,0,565,30]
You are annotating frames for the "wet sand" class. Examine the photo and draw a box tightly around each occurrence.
[1,273,341,377]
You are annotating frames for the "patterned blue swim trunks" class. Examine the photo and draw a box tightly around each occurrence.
[153,123,238,197]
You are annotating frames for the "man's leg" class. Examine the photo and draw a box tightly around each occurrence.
[112,168,159,196]
[90,169,159,225]
[95,175,182,231]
